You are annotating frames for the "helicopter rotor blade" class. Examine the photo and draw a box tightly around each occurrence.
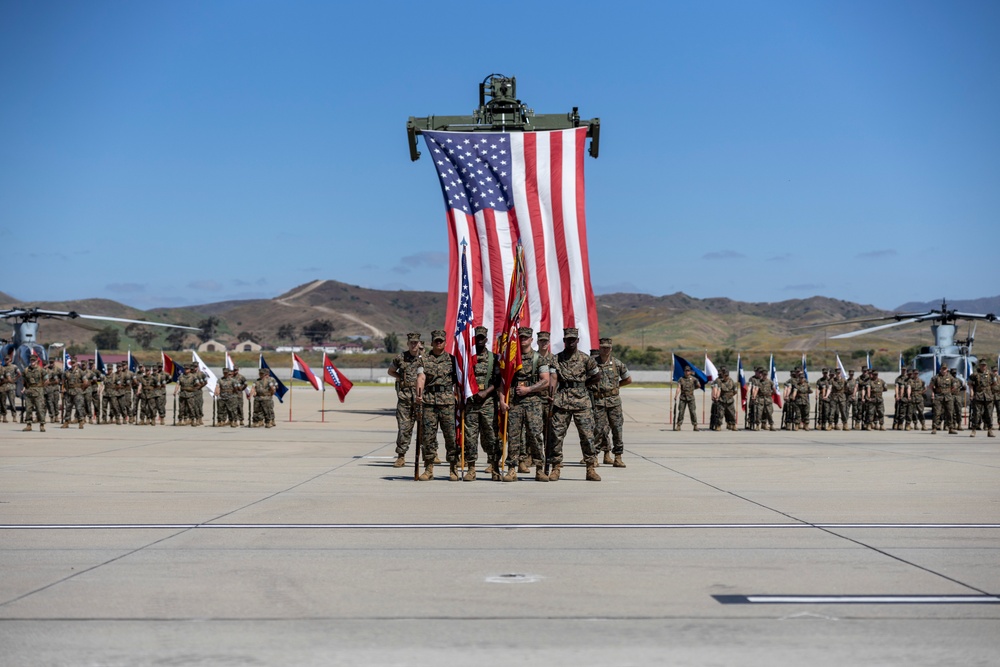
[829,317,926,339]
[952,311,998,322]
[790,311,933,332]
[75,314,199,330]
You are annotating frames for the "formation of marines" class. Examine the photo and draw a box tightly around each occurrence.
[2,353,275,431]
[389,327,632,483]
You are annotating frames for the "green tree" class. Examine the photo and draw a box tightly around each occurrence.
[92,326,120,350]
[197,316,220,343]
[301,319,334,345]
[277,323,297,343]
[713,348,736,367]
[165,325,190,351]
[125,323,156,350]
[237,331,258,343]
[384,332,400,354]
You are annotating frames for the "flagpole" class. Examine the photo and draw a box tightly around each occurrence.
[321,380,326,423]
[289,352,293,422]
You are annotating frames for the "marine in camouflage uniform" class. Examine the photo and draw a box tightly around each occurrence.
[21,357,46,431]
[968,360,995,437]
[753,367,776,431]
[251,368,277,427]
[231,366,248,426]
[136,366,154,424]
[828,369,848,430]
[82,360,102,424]
[215,368,239,427]
[795,371,812,430]
[1,358,21,422]
[462,326,499,480]
[710,366,737,432]
[176,364,207,426]
[675,366,700,431]
[929,366,956,434]
[815,369,830,430]
[388,333,424,467]
[116,365,135,424]
[867,370,887,430]
[855,369,871,429]
[61,360,88,428]
[417,330,457,481]
[948,369,965,431]
[43,360,63,423]
[498,327,550,482]
[548,327,602,482]
[845,370,858,428]
[150,363,169,425]
[593,338,632,465]
[906,369,927,430]
[892,370,908,430]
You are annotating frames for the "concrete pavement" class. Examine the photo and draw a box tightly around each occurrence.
[1,386,998,665]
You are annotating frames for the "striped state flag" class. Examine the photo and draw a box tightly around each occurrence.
[322,353,353,403]
[422,128,599,354]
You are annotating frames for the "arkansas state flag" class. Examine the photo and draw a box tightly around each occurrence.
[322,353,353,403]
[292,353,321,391]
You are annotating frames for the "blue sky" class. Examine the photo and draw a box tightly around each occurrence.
[2,0,998,312]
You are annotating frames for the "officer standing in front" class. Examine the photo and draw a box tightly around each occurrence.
[547,327,602,482]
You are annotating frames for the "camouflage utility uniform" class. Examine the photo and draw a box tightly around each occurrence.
[389,336,424,463]
[420,340,457,473]
[252,371,277,427]
[548,328,601,482]
[22,362,46,429]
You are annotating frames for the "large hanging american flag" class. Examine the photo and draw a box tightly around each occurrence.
[423,127,599,354]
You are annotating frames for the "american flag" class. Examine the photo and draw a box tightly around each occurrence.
[423,127,599,354]
[453,242,479,401]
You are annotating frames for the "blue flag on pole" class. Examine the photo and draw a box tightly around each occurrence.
[128,349,138,372]
[259,354,289,403]
[95,349,107,374]
[672,353,708,388]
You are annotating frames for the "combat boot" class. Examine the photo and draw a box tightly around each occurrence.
[449,463,459,481]
[535,466,549,482]
[586,464,601,481]
[463,468,476,482]
[603,451,613,465]
[230,422,238,428]
[418,463,434,481]
[904,424,911,431]
[1,415,6,423]
[672,424,680,431]
[948,428,957,435]
[39,423,45,432]
[502,466,518,482]
[988,430,995,438]
[970,430,976,438]
[433,455,441,464]
[548,465,561,481]
[22,424,32,432]
[518,459,530,474]
[392,456,406,468]
[613,454,626,468]
[484,462,494,474]
[61,422,69,429]
[692,424,699,431]
[78,421,84,429]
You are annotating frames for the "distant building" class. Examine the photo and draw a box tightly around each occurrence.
[197,339,227,353]
[232,340,262,353]
[275,346,304,353]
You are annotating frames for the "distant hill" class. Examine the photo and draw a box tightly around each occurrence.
[5,284,1000,355]
[896,296,1000,315]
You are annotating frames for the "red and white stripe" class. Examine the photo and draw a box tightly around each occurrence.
[442,127,598,354]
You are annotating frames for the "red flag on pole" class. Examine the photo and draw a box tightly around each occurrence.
[322,353,353,403]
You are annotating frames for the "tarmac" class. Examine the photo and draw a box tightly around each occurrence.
[1,386,998,666]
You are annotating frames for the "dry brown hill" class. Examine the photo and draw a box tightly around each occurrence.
[5,285,1000,358]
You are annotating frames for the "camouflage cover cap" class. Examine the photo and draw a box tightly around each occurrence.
[474,326,489,338]
[431,330,446,341]
[599,337,612,346]
[563,327,579,339]
[406,332,422,342]
[536,331,550,341]
[259,368,268,375]
[518,326,533,337]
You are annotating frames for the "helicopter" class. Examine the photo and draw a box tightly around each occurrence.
[1,307,198,382]
[800,299,998,403]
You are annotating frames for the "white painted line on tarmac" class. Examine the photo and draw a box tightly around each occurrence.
[716,594,1000,604]
[2,523,999,530]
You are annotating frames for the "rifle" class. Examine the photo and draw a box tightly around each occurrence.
[543,399,552,476]
[414,402,424,481]
[212,396,217,427]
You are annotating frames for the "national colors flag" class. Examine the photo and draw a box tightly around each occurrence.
[162,351,182,382]
[422,128,599,354]
[770,354,783,408]
[259,354,289,403]
[704,354,718,383]
[453,241,479,401]
[291,353,321,391]
[737,354,748,410]
[322,353,353,403]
